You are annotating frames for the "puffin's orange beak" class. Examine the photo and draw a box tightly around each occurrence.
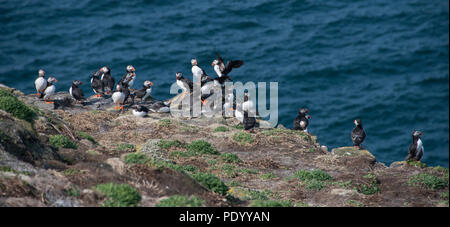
[150,82,154,86]
[211,62,214,66]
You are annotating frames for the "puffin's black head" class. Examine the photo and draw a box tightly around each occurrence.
[354,118,362,127]
[47,77,57,84]
[211,59,219,67]
[176,72,183,80]
[92,70,101,78]
[244,93,249,102]
[134,104,140,111]
[126,65,135,73]
[39,69,45,77]
[116,84,121,91]
[299,108,309,115]
[191,58,198,66]
[413,130,423,138]
[72,80,83,86]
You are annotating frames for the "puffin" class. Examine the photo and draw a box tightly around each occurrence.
[34,69,47,96]
[42,77,58,104]
[293,108,312,132]
[91,70,104,97]
[100,66,115,94]
[406,130,424,162]
[149,101,170,113]
[112,84,126,111]
[191,58,212,85]
[351,118,366,149]
[119,81,133,105]
[175,72,193,101]
[132,104,149,117]
[133,80,154,102]
[69,80,86,103]
[119,65,136,89]
[243,110,256,132]
[211,52,244,82]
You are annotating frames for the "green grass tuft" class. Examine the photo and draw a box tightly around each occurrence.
[233,132,254,144]
[49,135,78,149]
[0,91,36,122]
[95,183,141,207]
[355,174,381,195]
[77,131,97,144]
[156,195,205,207]
[116,143,135,151]
[191,172,229,195]
[158,139,184,149]
[124,152,149,164]
[292,169,333,191]
[186,140,220,155]
[250,200,292,207]
[220,153,241,163]
[260,172,277,180]
[214,126,229,132]
[408,173,448,190]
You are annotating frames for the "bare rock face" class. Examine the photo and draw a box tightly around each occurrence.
[106,158,126,175]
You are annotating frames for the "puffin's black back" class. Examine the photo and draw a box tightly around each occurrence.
[243,111,256,130]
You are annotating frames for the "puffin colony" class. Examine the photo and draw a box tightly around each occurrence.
[33,52,424,162]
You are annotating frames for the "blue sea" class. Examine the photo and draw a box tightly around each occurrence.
[1,0,448,167]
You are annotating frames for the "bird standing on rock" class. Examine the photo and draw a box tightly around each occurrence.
[100,66,115,95]
[112,84,125,111]
[351,118,366,149]
[119,65,136,89]
[406,130,424,162]
[91,70,104,97]
[69,80,86,104]
[293,108,311,132]
[42,77,57,104]
[34,69,47,96]
[133,80,153,102]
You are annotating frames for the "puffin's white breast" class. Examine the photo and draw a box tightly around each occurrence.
[132,110,147,117]
[112,91,125,104]
[214,65,222,77]
[177,80,188,92]
[35,77,47,91]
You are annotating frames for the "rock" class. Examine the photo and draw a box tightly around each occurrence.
[330,146,377,169]
[330,188,358,197]
[105,158,126,175]
[390,161,406,168]
[321,145,328,152]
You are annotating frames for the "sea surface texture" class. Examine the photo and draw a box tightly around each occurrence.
[1,0,448,166]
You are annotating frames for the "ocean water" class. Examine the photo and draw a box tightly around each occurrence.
[0,0,448,167]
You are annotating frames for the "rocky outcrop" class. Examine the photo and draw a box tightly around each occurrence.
[0,83,448,207]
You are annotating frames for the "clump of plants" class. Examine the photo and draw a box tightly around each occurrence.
[124,152,149,164]
[156,195,205,207]
[159,118,172,127]
[221,153,241,163]
[95,183,141,207]
[233,132,254,144]
[186,140,220,155]
[292,169,333,191]
[49,135,78,149]
[191,172,229,195]
[77,131,97,144]
[158,139,184,149]
[116,143,135,151]
[408,173,448,190]
[260,173,277,180]
[250,200,292,207]
[214,126,229,132]
[355,174,381,195]
[0,89,36,122]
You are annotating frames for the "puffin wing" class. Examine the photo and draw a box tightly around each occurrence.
[181,77,193,91]
[406,143,417,160]
[223,60,244,75]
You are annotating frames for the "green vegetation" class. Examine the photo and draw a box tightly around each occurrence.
[77,131,97,144]
[0,90,36,122]
[65,187,80,197]
[291,169,333,191]
[260,173,277,180]
[191,172,229,195]
[159,118,172,127]
[239,168,259,175]
[220,153,241,163]
[243,189,272,201]
[158,139,184,149]
[181,165,198,173]
[406,160,427,168]
[408,173,448,190]
[49,135,78,149]
[124,152,149,164]
[233,132,254,144]
[186,140,220,155]
[156,195,205,207]
[355,174,381,195]
[116,143,135,151]
[250,200,292,207]
[233,124,244,130]
[346,200,364,207]
[95,183,141,207]
[62,168,80,176]
[221,164,238,178]
[214,126,229,132]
